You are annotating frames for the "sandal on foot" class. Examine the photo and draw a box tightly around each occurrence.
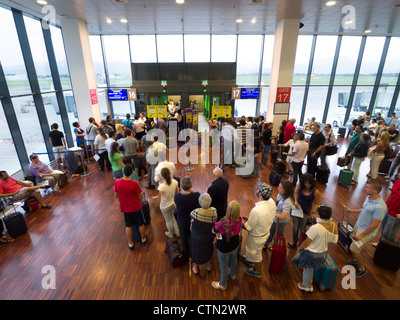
[211,281,226,290]
[192,265,199,275]
[141,235,149,244]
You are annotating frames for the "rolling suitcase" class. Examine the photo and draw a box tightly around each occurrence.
[313,254,338,291]
[338,127,346,138]
[338,206,354,253]
[270,148,279,165]
[141,194,151,225]
[373,220,400,271]
[378,159,392,175]
[269,170,281,186]
[132,224,141,242]
[338,169,353,186]
[316,166,330,184]
[3,211,28,239]
[270,231,286,274]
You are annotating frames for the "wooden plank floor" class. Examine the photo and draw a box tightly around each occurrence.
[0,136,399,300]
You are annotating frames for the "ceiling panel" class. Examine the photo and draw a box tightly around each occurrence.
[0,0,399,36]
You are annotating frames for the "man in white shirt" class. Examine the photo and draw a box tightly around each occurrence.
[105,130,116,154]
[286,133,309,187]
[133,115,146,141]
[242,182,276,278]
[145,136,168,190]
[368,119,378,136]
[319,124,336,169]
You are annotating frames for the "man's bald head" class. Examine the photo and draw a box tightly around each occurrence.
[213,167,223,178]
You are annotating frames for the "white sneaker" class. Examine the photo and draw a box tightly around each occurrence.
[53,186,59,192]
[153,196,158,200]
[384,175,390,179]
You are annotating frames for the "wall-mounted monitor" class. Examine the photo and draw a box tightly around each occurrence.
[241,88,259,99]
[107,89,127,101]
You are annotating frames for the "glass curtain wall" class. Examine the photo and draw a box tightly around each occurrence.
[0,5,76,174]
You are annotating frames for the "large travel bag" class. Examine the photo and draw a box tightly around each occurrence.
[3,211,28,239]
[58,171,68,189]
[378,159,392,175]
[337,157,346,167]
[22,197,39,213]
[164,238,186,268]
[313,254,338,291]
[338,206,354,254]
[316,166,330,184]
[373,220,400,271]
[141,194,151,225]
[338,169,353,186]
[269,171,281,186]
[270,232,286,274]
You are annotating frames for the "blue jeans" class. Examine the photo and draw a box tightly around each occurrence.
[262,145,271,165]
[112,170,123,180]
[388,155,400,179]
[381,214,400,243]
[217,246,238,288]
[265,221,288,246]
[292,216,308,244]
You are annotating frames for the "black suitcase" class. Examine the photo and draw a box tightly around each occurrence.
[379,159,392,175]
[141,194,151,225]
[338,127,346,138]
[65,150,80,173]
[373,220,400,271]
[269,171,281,186]
[316,166,330,184]
[338,206,354,253]
[270,150,279,165]
[275,159,286,175]
[3,211,28,239]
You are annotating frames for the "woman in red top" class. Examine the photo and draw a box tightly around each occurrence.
[114,164,148,250]
[375,177,400,244]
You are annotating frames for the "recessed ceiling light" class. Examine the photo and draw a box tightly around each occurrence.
[176,0,185,4]
[106,18,112,24]
[326,1,336,6]
[120,18,128,23]
[364,29,372,33]
[236,18,243,23]
[36,0,48,5]
[251,17,256,24]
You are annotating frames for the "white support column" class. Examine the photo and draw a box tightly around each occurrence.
[267,19,300,131]
[61,17,101,128]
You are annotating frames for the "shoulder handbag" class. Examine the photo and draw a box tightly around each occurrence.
[384,146,396,159]
[367,145,377,159]
[325,133,338,156]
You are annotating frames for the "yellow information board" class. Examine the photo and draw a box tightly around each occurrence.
[157,105,168,118]
[147,105,158,118]
[185,113,193,124]
[193,114,198,126]
[147,105,168,118]
[211,106,232,119]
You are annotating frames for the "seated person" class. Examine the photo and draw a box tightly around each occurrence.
[303,117,316,132]
[392,112,399,120]
[368,119,379,136]
[388,124,399,142]
[375,113,385,124]
[0,171,51,209]
[29,154,62,192]
[348,116,364,138]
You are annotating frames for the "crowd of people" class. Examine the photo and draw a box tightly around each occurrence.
[1,109,399,294]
